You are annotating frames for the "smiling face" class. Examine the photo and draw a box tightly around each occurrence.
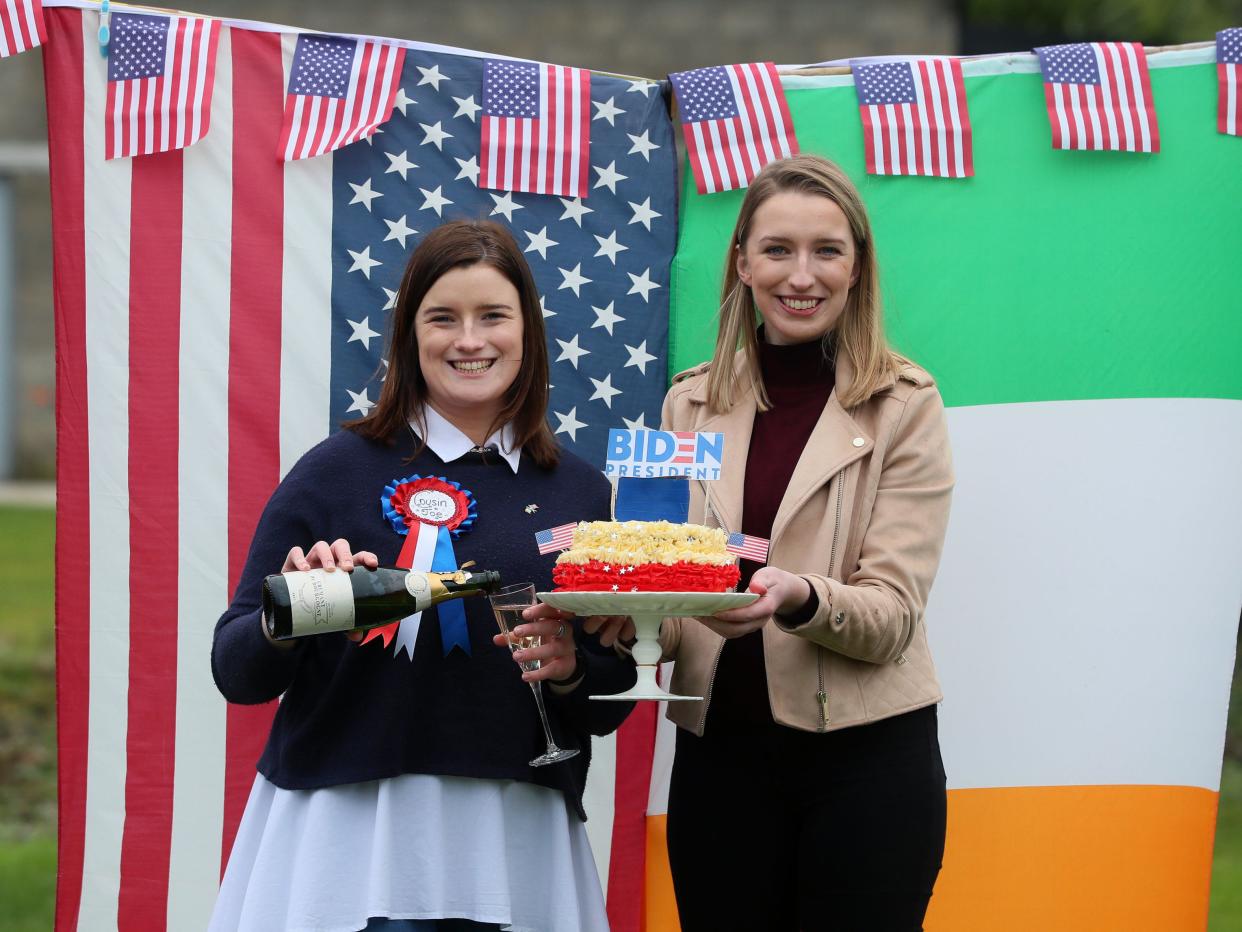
[415,262,524,428]
[736,190,860,347]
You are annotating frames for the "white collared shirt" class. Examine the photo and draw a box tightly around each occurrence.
[417,406,521,474]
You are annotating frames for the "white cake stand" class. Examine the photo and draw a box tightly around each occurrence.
[536,591,759,702]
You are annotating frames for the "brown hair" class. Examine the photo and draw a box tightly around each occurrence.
[345,220,559,468]
[706,154,904,413]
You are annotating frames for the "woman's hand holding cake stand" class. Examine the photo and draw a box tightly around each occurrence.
[692,566,811,639]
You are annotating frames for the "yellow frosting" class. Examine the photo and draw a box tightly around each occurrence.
[555,520,735,567]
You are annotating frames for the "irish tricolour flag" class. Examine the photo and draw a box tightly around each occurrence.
[659,47,1241,931]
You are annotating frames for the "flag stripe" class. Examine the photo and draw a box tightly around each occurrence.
[1040,42,1159,153]
[116,145,183,932]
[222,26,284,874]
[165,27,234,929]
[82,14,135,928]
[0,0,45,57]
[606,700,658,930]
[45,9,88,929]
[279,32,333,478]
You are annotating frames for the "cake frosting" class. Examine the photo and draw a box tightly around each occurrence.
[552,520,741,592]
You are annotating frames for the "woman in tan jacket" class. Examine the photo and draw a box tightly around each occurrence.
[651,154,954,931]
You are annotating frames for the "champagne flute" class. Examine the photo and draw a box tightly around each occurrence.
[490,582,579,767]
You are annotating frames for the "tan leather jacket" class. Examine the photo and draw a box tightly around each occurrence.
[658,350,954,735]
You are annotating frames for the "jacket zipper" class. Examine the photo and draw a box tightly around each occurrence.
[816,470,846,732]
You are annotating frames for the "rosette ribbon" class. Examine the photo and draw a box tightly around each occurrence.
[364,475,478,658]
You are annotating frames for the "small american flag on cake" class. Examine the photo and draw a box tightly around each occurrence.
[535,522,578,555]
[726,531,769,563]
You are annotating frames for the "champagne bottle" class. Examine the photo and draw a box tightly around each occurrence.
[262,566,502,640]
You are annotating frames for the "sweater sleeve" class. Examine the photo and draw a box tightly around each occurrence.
[210,447,333,704]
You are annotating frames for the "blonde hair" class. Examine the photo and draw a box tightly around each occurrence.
[705,154,904,413]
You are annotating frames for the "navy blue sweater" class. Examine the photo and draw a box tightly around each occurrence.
[211,428,635,818]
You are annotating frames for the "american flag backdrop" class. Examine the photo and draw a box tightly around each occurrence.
[0,0,44,57]
[44,7,675,930]
[668,61,797,194]
[1036,42,1159,152]
[480,58,591,197]
[105,11,221,160]
[1218,28,1242,136]
[277,33,405,161]
[851,58,973,178]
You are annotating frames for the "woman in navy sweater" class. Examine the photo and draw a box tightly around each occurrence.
[210,221,634,932]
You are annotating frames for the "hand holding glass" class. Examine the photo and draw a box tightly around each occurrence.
[490,583,579,767]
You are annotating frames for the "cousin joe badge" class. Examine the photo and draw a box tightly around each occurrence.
[370,475,478,658]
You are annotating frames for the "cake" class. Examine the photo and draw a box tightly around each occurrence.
[552,520,741,593]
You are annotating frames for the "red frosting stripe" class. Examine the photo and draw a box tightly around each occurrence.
[553,559,740,593]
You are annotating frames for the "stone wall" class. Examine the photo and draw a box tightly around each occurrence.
[0,0,956,478]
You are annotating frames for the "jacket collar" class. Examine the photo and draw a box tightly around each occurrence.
[689,347,876,539]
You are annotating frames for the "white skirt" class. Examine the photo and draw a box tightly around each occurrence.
[209,773,610,932]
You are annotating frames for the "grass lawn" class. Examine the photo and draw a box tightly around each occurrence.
[0,502,1238,929]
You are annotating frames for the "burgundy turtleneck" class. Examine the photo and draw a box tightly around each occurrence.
[706,331,835,732]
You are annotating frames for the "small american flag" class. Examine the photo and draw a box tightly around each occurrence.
[851,58,973,178]
[0,0,44,58]
[278,34,405,161]
[1036,42,1159,153]
[1218,28,1242,136]
[535,523,579,555]
[105,12,221,161]
[726,531,769,563]
[669,62,798,195]
[480,59,591,198]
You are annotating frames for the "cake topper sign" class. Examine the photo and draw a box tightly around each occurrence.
[605,429,724,480]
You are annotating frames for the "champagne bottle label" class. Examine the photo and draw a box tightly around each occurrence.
[404,571,433,608]
[285,569,356,636]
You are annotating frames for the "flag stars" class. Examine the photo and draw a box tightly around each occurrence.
[419,185,453,215]
[420,121,453,149]
[593,161,627,194]
[382,288,398,311]
[553,407,587,442]
[383,215,416,248]
[593,230,628,264]
[383,150,417,180]
[454,156,480,185]
[348,178,382,211]
[347,246,381,279]
[622,412,649,430]
[346,317,381,350]
[593,97,625,125]
[558,196,593,227]
[452,95,482,121]
[557,263,592,296]
[346,387,375,415]
[539,295,556,318]
[628,197,661,231]
[555,334,590,369]
[392,86,414,116]
[489,191,524,222]
[590,301,625,335]
[627,130,660,161]
[626,268,660,302]
[589,374,622,408]
[417,64,447,90]
[627,79,656,96]
[524,226,558,260]
[624,340,657,375]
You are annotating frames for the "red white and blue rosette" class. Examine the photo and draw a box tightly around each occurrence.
[364,475,477,657]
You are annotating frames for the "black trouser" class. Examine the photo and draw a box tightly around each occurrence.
[666,704,946,932]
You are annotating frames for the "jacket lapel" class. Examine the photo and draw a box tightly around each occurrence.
[686,357,755,534]
[769,353,881,544]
